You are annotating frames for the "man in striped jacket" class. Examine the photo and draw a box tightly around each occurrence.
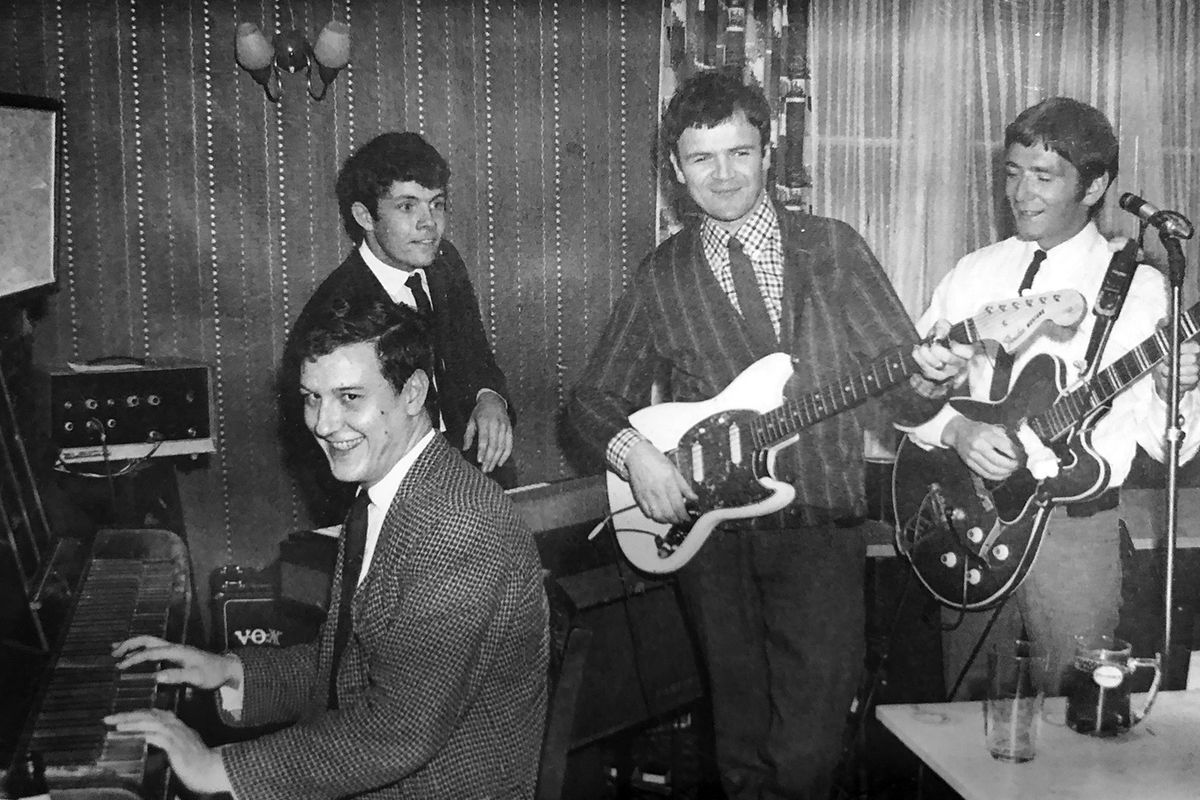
[568,70,966,800]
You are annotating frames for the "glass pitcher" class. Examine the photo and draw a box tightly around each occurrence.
[1065,634,1161,736]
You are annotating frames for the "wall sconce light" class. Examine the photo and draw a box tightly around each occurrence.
[235,20,351,103]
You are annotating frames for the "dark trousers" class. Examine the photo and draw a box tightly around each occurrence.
[677,525,866,800]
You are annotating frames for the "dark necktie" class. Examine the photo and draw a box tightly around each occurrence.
[328,490,369,709]
[404,271,441,422]
[728,236,777,352]
[989,249,1047,400]
[405,271,434,318]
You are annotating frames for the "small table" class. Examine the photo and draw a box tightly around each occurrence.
[876,691,1200,800]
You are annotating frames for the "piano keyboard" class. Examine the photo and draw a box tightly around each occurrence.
[25,556,183,795]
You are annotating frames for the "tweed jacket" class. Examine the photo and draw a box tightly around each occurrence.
[568,204,938,524]
[295,243,514,449]
[221,434,549,799]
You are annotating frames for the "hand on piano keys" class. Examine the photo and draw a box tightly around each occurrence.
[104,708,232,796]
[107,635,243,796]
[111,634,244,691]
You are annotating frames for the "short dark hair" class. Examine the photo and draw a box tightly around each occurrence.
[660,69,772,161]
[1004,97,1118,215]
[336,132,450,241]
[290,296,438,420]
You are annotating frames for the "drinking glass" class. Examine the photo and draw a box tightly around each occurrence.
[985,640,1047,763]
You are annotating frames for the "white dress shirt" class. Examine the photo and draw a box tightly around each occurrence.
[903,222,1200,486]
[356,429,435,585]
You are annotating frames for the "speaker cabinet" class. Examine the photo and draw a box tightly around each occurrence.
[560,565,704,747]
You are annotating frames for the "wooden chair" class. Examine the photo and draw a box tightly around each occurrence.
[536,573,593,800]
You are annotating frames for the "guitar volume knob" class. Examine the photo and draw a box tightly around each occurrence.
[992,544,1010,561]
[967,526,984,543]
[940,552,958,568]
[967,569,982,585]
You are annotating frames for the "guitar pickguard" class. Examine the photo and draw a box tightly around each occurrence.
[893,441,1051,610]
[675,409,775,511]
[893,395,1114,609]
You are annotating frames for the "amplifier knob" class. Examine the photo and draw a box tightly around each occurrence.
[147,394,162,406]
[63,421,74,432]
[106,419,117,428]
[126,395,140,407]
[84,398,98,410]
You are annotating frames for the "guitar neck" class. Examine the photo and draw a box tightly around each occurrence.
[1033,301,1200,442]
[751,318,979,448]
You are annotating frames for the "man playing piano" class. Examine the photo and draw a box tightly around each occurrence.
[106,297,549,799]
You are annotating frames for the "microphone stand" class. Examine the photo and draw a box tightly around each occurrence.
[1159,228,1187,685]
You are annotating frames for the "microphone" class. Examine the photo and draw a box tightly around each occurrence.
[1119,193,1194,239]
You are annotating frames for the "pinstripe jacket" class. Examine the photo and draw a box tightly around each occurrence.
[221,434,549,799]
[568,204,938,525]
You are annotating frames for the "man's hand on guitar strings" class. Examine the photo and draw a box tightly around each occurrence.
[624,440,698,525]
[941,413,1021,481]
[910,319,973,398]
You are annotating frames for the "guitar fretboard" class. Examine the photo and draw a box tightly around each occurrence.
[1032,302,1200,442]
[749,317,978,448]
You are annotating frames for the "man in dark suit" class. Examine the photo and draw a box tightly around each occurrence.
[287,132,516,525]
[107,298,549,799]
[567,70,966,799]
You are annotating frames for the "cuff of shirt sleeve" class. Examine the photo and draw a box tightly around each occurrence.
[217,680,244,721]
[476,388,507,410]
[606,428,649,480]
[895,403,959,451]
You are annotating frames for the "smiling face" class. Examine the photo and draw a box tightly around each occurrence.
[670,109,769,232]
[1004,141,1108,251]
[354,180,446,271]
[300,340,430,488]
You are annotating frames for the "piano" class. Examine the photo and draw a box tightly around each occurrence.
[1,360,194,798]
[13,529,192,800]
[2,524,193,800]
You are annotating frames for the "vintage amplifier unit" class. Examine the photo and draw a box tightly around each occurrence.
[43,357,216,463]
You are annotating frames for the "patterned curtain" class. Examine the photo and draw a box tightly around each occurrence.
[809,0,1200,317]
[656,0,811,243]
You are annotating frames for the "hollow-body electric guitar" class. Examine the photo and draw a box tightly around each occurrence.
[606,289,1087,574]
[893,300,1200,610]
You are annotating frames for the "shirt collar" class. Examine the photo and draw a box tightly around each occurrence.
[361,428,436,514]
[699,193,778,262]
[1033,220,1103,266]
[358,240,424,283]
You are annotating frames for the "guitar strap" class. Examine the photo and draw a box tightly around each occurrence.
[1080,238,1140,379]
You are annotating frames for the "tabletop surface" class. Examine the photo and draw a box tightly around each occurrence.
[876,690,1200,800]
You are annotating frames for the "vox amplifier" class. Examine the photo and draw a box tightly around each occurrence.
[210,565,323,652]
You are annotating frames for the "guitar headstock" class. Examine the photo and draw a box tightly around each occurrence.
[973,289,1087,353]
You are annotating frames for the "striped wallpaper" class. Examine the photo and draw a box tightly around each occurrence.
[1,0,661,585]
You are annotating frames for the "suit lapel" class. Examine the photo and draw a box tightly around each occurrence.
[681,230,776,362]
[776,206,814,351]
[352,435,450,606]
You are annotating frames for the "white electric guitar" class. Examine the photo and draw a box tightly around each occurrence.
[606,289,1087,574]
